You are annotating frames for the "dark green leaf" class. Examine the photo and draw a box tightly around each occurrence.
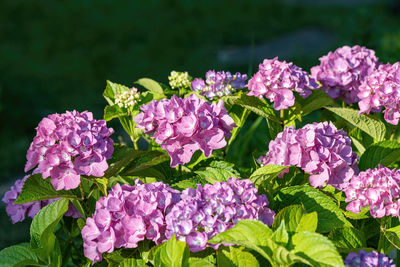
[0,244,40,267]
[297,90,334,116]
[358,140,400,171]
[15,174,77,204]
[328,227,366,252]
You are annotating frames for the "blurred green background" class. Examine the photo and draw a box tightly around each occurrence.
[1,0,400,249]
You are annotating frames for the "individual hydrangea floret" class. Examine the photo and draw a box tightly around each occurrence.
[311,45,379,104]
[247,57,318,110]
[258,122,358,189]
[358,62,400,125]
[169,71,192,90]
[133,94,236,167]
[165,177,275,252]
[345,166,400,218]
[115,87,140,109]
[81,180,180,263]
[2,175,81,224]
[191,70,248,99]
[24,111,114,191]
[344,250,395,267]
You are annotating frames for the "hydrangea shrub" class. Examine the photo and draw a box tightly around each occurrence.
[2,46,400,266]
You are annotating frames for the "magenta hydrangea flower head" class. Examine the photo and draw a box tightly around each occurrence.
[345,166,400,218]
[24,111,114,191]
[81,180,180,263]
[165,177,275,252]
[258,122,358,189]
[358,62,400,125]
[2,175,81,223]
[247,57,318,110]
[133,94,236,167]
[311,45,379,104]
[191,70,247,99]
[345,250,395,267]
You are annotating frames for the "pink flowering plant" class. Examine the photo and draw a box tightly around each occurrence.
[2,46,400,267]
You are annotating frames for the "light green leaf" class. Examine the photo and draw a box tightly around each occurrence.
[358,140,400,171]
[30,198,69,262]
[297,212,318,233]
[328,227,366,252]
[297,90,334,116]
[272,205,304,233]
[383,225,400,250]
[217,246,259,267]
[275,185,351,233]
[154,235,190,267]
[15,174,77,204]
[135,78,166,100]
[325,107,386,141]
[104,80,130,105]
[104,104,128,121]
[109,258,146,267]
[249,164,288,187]
[293,231,345,267]
[195,166,235,184]
[272,221,289,246]
[0,244,40,267]
[350,136,366,154]
[186,257,215,267]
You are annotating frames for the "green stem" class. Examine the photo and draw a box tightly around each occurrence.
[280,109,285,124]
[389,125,396,141]
[79,183,86,200]
[378,217,391,253]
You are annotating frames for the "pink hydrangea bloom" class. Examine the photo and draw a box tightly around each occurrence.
[165,177,275,252]
[81,180,180,263]
[247,57,318,110]
[358,62,400,125]
[2,175,81,224]
[344,166,400,219]
[345,250,395,267]
[25,111,114,191]
[311,45,378,104]
[258,122,358,189]
[133,94,236,167]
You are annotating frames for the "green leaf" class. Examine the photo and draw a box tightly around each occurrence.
[186,257,215,267]
[272,205,304,233]
[217,246,259,267]
[112,258,146,267]
[104,80,130,105]
[154,235,190,267]
[292,231,344,267]
[135,78,166,100]
[249,164,288,187]
[30,198,69,262]
[120,151,169,176]
[0,244,40,267]
[343,207,370,220]
[195,161,239,184]
[275,185,351,233]
[383,225,400,250]
[297,212,318,233]
[328,227,366,252]
[325,107,386,141]
[297,90,334,116]
[272,221,289,246]
[350,136,366,154]
[15,174,77,204]
[358,140,400,171]
[104,104,128,121]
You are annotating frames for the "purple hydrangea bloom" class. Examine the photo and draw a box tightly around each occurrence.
[191,70,247,99]
[133,94,236,167]
[2,175,82,224]
[345,166,400,218]
[358,62,400,125]
[258,122,358,189]
[24,111,114,191]
[311,45,379,104]
[345,250,395,267]
[165,177,275,252]
[81,180,180,263]
[247,57,318,110]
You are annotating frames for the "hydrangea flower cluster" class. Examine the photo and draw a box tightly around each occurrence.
[133,94,236,167]
[168,71,192,89]
[258,122,358,189]
[344,166,400,218]
[115,87,140,109]
[247,57,318,110]
[81,180,180,263]
[165,177,275,252]
[191,70,247,99]
[358,62,400,125]
[24,111,114,191]
[344,250,394,267]
[311,45,378,104]
[2,175,81,223]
